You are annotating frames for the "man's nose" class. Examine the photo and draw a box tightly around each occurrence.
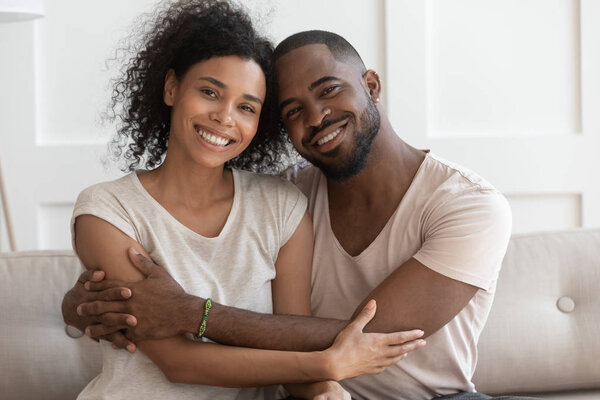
[304,103,331,128]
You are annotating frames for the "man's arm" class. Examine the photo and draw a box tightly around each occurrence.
[74,214,423,386]
[76,254,469,349]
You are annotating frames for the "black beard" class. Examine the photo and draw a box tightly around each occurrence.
[308,98,380,182]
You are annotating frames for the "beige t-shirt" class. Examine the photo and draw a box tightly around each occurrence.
[71,169,307,400]
[287,152,512,400]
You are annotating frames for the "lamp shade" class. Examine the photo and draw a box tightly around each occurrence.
[0,0,44,22]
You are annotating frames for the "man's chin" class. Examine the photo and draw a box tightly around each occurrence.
[312,158,367,183]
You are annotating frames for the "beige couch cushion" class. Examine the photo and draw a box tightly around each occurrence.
[473,229,600,394]
[0,251,101,400]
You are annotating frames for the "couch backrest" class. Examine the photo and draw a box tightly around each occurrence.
[0,250,101,400]
[2,229,599,398]
[473,229,600,394]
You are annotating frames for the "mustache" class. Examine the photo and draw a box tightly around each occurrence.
[307,113,352,143]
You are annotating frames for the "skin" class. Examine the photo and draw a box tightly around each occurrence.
[62,45,484,396]
[67,55,426,398]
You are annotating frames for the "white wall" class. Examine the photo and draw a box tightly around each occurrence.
[0,0,598,251]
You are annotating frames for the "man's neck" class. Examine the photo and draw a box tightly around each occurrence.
[325,117,426,256]
[327,118,425,208]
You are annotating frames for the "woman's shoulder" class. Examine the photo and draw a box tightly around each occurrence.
[76,172,139,206]
[234,169,307,214]
[235,169,303,196]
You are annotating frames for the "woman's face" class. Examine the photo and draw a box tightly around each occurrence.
[164,56,266,168]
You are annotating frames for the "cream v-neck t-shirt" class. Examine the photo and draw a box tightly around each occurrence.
[71,169,307,400]
[286,152,512,400]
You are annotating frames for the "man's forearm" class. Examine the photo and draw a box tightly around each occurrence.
[179,296,348,351]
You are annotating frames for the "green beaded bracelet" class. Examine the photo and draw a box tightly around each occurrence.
[194,298,213,340]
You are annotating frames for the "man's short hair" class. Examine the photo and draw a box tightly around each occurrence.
[273,30,366,74]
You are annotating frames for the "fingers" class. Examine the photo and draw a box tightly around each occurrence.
[127,247,156,277]
[384,329,425,345]
[83,284,131,300]
[77,300,129,316]
[85,280,130,294]
[85,321,128,339]
[77,269,105,284]
[110,332,137,353]
[387,338,426,358]
[348,299,377,332]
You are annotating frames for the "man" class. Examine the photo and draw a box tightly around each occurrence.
[63,31,525,400]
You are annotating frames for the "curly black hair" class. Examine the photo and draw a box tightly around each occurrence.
[106,0,292,173]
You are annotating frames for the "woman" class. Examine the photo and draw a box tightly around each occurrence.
[71,1,423,399]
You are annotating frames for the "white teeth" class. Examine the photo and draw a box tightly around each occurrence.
[197,129,231,147]
[317,127,342,146]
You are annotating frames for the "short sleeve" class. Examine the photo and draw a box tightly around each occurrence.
[279,180,308,248]
[413,189,512,290]
[70,183,139,254]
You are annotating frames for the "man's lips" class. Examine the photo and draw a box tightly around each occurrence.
[308,119,349,147]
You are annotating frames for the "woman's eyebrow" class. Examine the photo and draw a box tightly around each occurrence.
[198,76,225,88]
[199,77,263,105]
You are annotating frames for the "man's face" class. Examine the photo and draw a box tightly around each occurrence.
[276,44,380,181]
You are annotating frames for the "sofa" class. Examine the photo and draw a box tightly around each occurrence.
[1,229,599,400]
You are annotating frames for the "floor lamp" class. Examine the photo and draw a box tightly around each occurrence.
[0,0,44,251]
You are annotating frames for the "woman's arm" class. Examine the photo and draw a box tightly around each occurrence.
[74,214,415,387]
[74,214,330,386]
[269,211,346,398]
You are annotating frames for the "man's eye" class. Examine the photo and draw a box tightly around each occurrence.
[322,85,339,96]
[285,106,301,118]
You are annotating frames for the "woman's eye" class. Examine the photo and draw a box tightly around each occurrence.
[240,104,256,113]
[201,89,217,98]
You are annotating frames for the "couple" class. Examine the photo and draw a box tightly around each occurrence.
[62,0,527,399]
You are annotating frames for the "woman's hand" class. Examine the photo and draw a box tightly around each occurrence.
[323,299,426,381]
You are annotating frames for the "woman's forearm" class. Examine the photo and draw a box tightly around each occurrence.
[141,336,335,387]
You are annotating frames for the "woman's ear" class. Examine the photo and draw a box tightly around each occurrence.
[163,69,178,106]
[363,69,382,103]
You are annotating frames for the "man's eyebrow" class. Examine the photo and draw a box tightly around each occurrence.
[199,77,262,105]
[279,76,341,111]
[279,98,296,112]
[308,76,340,91]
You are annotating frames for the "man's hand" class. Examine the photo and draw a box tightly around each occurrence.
[62,269,136,352]
[79,248,193,345]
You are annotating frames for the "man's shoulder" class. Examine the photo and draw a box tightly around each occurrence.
[415,152,511,240]
[422,152,498,193]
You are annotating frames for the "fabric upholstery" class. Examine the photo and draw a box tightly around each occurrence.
[473,229,600,394]
[0,229,599,399]
[0,251,101,400]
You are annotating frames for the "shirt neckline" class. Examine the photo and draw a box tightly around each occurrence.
[129,168,240,240]
[320,152,431,261]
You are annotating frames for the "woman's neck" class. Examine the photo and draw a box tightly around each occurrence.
[139,152,233,211]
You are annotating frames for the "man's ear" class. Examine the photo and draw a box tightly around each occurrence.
[163,69,178,106]
[363,69,382,103]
